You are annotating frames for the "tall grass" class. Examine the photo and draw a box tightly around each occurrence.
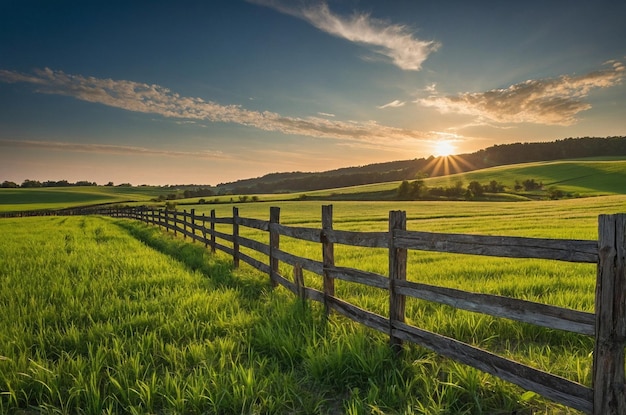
[3,195,615,413]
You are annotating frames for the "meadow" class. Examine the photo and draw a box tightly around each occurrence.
[3,194,626,413]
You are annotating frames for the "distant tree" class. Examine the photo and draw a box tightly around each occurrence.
[487,180,504,193]
[522,179,542,191]
[409,179,427,199]
[117,183,132,187]
[397,180,411,200]
[75,180,96,186]
[1,180,18,188]
[467,181,484,198]
[105,181,114,187]
[21,179,42,188]
[251,196,259,202]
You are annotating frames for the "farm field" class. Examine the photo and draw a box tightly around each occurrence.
[3,158,626,214]
[3,196,625,413]
[0,186,167,213]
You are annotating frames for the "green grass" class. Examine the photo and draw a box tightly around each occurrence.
[0,186,166,213]
[3,158,626,212]
[4,193,626,413]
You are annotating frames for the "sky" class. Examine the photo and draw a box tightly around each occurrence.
[1,0,625,186]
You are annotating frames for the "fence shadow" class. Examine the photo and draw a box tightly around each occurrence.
[112,219,270,303]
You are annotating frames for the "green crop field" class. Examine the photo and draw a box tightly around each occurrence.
[0,186,166,213]
[3,194,626,413]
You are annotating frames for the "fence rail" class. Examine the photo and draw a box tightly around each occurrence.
[7,205,625,414]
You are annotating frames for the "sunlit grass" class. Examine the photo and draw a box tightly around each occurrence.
[3,194,621,412]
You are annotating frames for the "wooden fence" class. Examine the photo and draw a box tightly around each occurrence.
[24,205,626,414]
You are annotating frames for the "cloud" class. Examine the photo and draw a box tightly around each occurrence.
[250,0,439,71]
[0,67,437,143]
[317,111,335,117]
[377,99,405,109]
[416,61,625,126]
[0,138,233,160]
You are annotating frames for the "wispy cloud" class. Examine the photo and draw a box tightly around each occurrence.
[0,138,233,160]
[0,67,437,142]
[417,61,625,126]
[250,0,439,71]
[317,111,335,117]
[377,99,405,109]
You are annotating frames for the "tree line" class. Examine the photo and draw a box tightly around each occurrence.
[1,179,105,188]
[395,178,562,200]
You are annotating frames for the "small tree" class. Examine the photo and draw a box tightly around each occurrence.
[467,181,484,198]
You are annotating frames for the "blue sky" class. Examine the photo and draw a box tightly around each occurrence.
[1,0,625,186]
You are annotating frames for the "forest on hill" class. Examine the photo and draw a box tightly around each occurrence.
[216,136,626,195]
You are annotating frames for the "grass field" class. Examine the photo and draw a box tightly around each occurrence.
[3,158,626,213]
[0,186,167,213]
[3,195,625,413]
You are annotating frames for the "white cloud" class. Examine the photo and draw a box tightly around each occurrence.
[317,111,335,117]
[250,0,439,71]
[377,99,405,109]
[0,138,233,160]
[0,67,437,143]
[417,62,624,126]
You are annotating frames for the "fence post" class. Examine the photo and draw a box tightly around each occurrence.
[183,209,188,240]
[190,209,195,243]
[210,209,216,253]
[322,205,335,316]
[233,207,239,268]
[202,212,208,248]
[389,210,407,354]
[269,207,280,287]
[164,209,169,231]
[594,214,626,415]
[173,210,178,236]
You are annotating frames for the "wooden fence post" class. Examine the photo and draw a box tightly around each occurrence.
[190,209,195,243]
[173,210,178,236]
[269,207,280,287]
[594,214,626,415]
[322,205,335,316]
[210,209,216,253]
[164,209,169,231]
[389,210,407,354]
[233,207,240,268]
[183,209,188,240]
[202,212,208,248]
[293,263,305,304]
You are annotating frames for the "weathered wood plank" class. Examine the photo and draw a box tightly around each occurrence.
[212,217,233,225]
[239,217,270,231]
[392,321,593,414]
[326,296,388,333]
[325,229,388,248]
[395,230,598,263]
[273,249,324,275]
[213,229,234,243]
[237,235,271,256]
[271,223,320,242]
[396,280,595,336]
[214,242,233,256]
[326,266,389,290]
[239,252,271,274]
[269,207,280,288]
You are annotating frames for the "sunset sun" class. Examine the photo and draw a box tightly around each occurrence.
[433,141,456,157]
